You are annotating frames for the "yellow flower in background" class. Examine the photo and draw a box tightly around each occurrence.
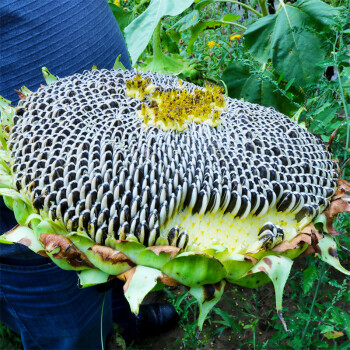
[114,0,120,5]
[216,43,220,47]
[207,41,216,49]
[230,34,241,41]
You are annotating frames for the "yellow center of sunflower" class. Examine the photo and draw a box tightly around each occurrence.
[126,75,226,132]
[162,208,300,255]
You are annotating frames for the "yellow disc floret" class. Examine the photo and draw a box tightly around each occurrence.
[126,75,226,132]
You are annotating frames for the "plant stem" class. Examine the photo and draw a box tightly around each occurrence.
[100,292,107,350]
[333,32,350,178]
[298,262,325,349]
[257,0,269,16]
[133,0,149,14]
[153,20,163,61]
[220,20,247,30]
[221,0,263,18]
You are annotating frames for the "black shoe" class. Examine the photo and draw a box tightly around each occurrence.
[138,303,179,336]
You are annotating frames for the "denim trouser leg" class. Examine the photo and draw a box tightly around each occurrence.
[0,261,113,350]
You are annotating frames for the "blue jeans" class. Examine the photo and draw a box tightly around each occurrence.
[0,260,113,350]
[1,0,136,347]
[0,198,138,349]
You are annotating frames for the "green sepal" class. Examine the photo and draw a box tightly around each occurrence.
[223,254,254,282]
[106,238,145,262]
[0,187,33,225]
[13,200,32,226]
[42,244,93,272]
[78,269,110,288]
[33,220,56,237]
[0,157,10,172]
[124,266,163,314]
[14,86,33,99]
[0,174,14,189]
[270,244,308,260]
[202,246,230,260]
[189,280,226,330]
[313,214,328,233]
[0,96,15,150]
[162,252,226,287]
[317,235,350,275]
[66,233,94,253]
[233,270,271,289]
[33,219,67,238]
[0,188,30,203]
[44,250,84,271]
[42,67,58,85]
[24,213,42,230]
[106,237,174,270]
[0,96,15,122]
[69,234,134,276]
[248,243,308,261]
[0,225,44,254]
[33,222,94,271]
[0,164,8,175]
[19,86,33,98]
[136,248,174,269]
[3,196,14,210]
[113,55,126,71]
[240,255,293,331]
[76,227,95,239]
[0,149,11,163]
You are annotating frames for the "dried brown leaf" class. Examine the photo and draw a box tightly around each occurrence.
[147,245,180,258]
[118,267,136,293]
[39,233,94,268]
[89,245,135,266]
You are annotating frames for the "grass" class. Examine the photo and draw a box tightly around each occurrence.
[157,257,350,349]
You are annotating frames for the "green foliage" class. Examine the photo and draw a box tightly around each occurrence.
[124,0,195,65]
[0,322,22,350]
[222,60,301,116]
[109,4,134,32]
[244,0,340,87]
[184,14,241,55]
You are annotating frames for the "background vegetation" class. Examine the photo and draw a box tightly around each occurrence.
[110,0,350,348]
[1,0,349,348]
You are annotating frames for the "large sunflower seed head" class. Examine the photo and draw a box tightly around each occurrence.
[9,68,339,254]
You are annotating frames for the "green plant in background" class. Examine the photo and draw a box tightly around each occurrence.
[119,0,349,173]
[0,322,22,350]
[162,257,350,349]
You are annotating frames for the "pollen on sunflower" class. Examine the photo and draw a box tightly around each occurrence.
[126,75,226,131]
